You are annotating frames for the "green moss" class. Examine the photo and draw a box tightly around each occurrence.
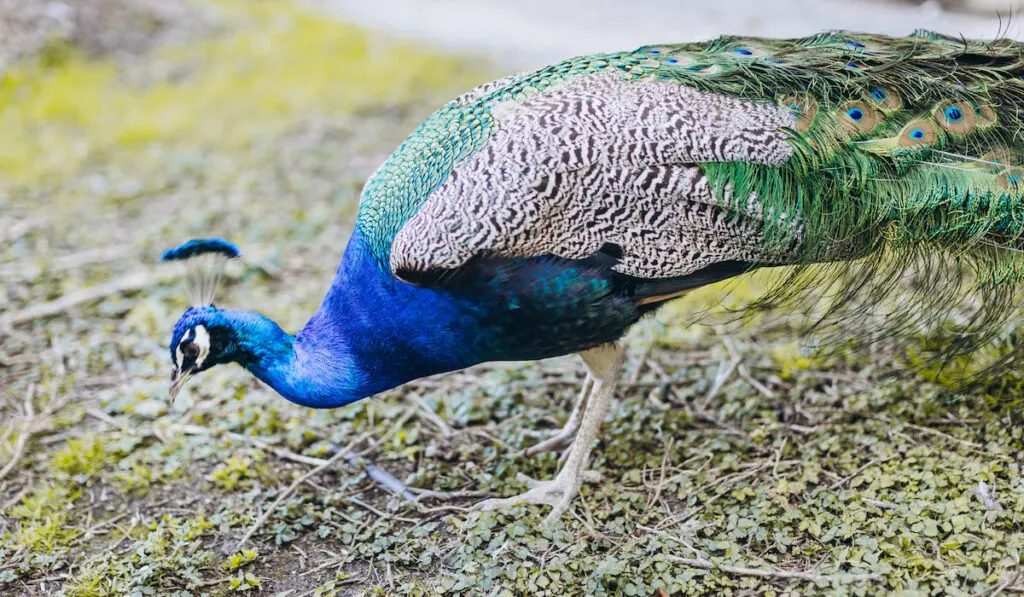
[209,451,267,490]
[227,571,261,592]
[0,484,82,580]
[49,435,111,482]
[64,515,215,596]
[222,547,258,571]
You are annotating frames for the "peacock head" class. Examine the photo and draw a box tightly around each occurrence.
[168,305,239,400]
[161,238,243,401]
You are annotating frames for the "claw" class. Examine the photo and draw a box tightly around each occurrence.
[472,476,577,527]
[476,343,625,527]
[472,469,602,527]
[524,428,577,456]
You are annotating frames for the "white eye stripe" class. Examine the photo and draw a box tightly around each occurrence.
[175,327,194,367]
[175,325,210,369]
[192,325,210,368]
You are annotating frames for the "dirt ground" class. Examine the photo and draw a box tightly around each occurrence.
[1,1,1023,595]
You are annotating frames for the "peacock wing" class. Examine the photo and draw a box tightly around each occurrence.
[389,71,800,285]
[381,30,1024,298]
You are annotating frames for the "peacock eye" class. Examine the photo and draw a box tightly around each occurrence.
[910,129,925,139]
[945,105,963,122]
[871,88,887,102]
[846,107,864,121]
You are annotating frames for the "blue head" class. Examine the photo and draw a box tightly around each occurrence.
[169,305,237,400]
[163,238,261,400]
[168,305,294,401]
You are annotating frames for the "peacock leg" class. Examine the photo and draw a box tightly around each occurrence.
[474,343,624,526]
[523,375,593,456]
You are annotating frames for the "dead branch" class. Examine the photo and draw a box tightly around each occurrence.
[235,431,373,550]
[0,270,177,328]
[0,385,35,482]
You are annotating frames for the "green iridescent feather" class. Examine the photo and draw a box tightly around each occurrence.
[357,30,1024,381]
[360,30,1024,270]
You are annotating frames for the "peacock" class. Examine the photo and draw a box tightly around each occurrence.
[163,30,1024,525]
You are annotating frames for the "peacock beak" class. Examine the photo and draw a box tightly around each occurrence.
[169,366,192,402]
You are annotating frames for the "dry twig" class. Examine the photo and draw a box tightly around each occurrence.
[236,431,372,550]
[407,392,454,436]
[236,410,415,549]
[0,270,176,328]
[0,385,35,482]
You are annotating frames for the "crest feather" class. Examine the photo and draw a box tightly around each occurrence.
[161,238,241,307]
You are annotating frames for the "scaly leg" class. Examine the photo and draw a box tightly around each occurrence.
[474,342,624,527]
[524,375,593,456]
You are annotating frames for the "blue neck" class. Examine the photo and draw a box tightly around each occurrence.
[233,229,485,408]
[206,310,305,403]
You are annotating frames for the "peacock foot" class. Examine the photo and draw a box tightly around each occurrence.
[523,424,578,456]
[481,344,623,526]
[472,470,601,526]
[522,376,593,456]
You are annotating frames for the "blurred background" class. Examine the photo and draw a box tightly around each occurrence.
[2,1,1023,595]
[3,0,1023,71]
[318,0,1024,67]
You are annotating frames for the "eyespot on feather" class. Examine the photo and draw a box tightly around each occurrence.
[837,101,880,135]
[727,44,769,58]
[779,93,818,132]
[981,149,1014,174]
[690,63,730,75]
[865,86,902,112]
[973,101,997,127]
[932,100,977,134]
[897,119,938,148]
[998,167,1024,191]
[643,46,674,56]
[661,52,697,66]
[842,38,884,53]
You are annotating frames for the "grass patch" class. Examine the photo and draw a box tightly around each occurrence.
[64,515,215,596]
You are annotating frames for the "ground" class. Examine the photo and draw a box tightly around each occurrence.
[1,1,1023,595]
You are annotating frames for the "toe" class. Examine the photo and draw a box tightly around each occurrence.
[472,496,513,512]
[540,495,575,528]
[525,434,574,456]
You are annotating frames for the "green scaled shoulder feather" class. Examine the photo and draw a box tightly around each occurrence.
[360,30,1024,276]
[358,30,1024,388]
